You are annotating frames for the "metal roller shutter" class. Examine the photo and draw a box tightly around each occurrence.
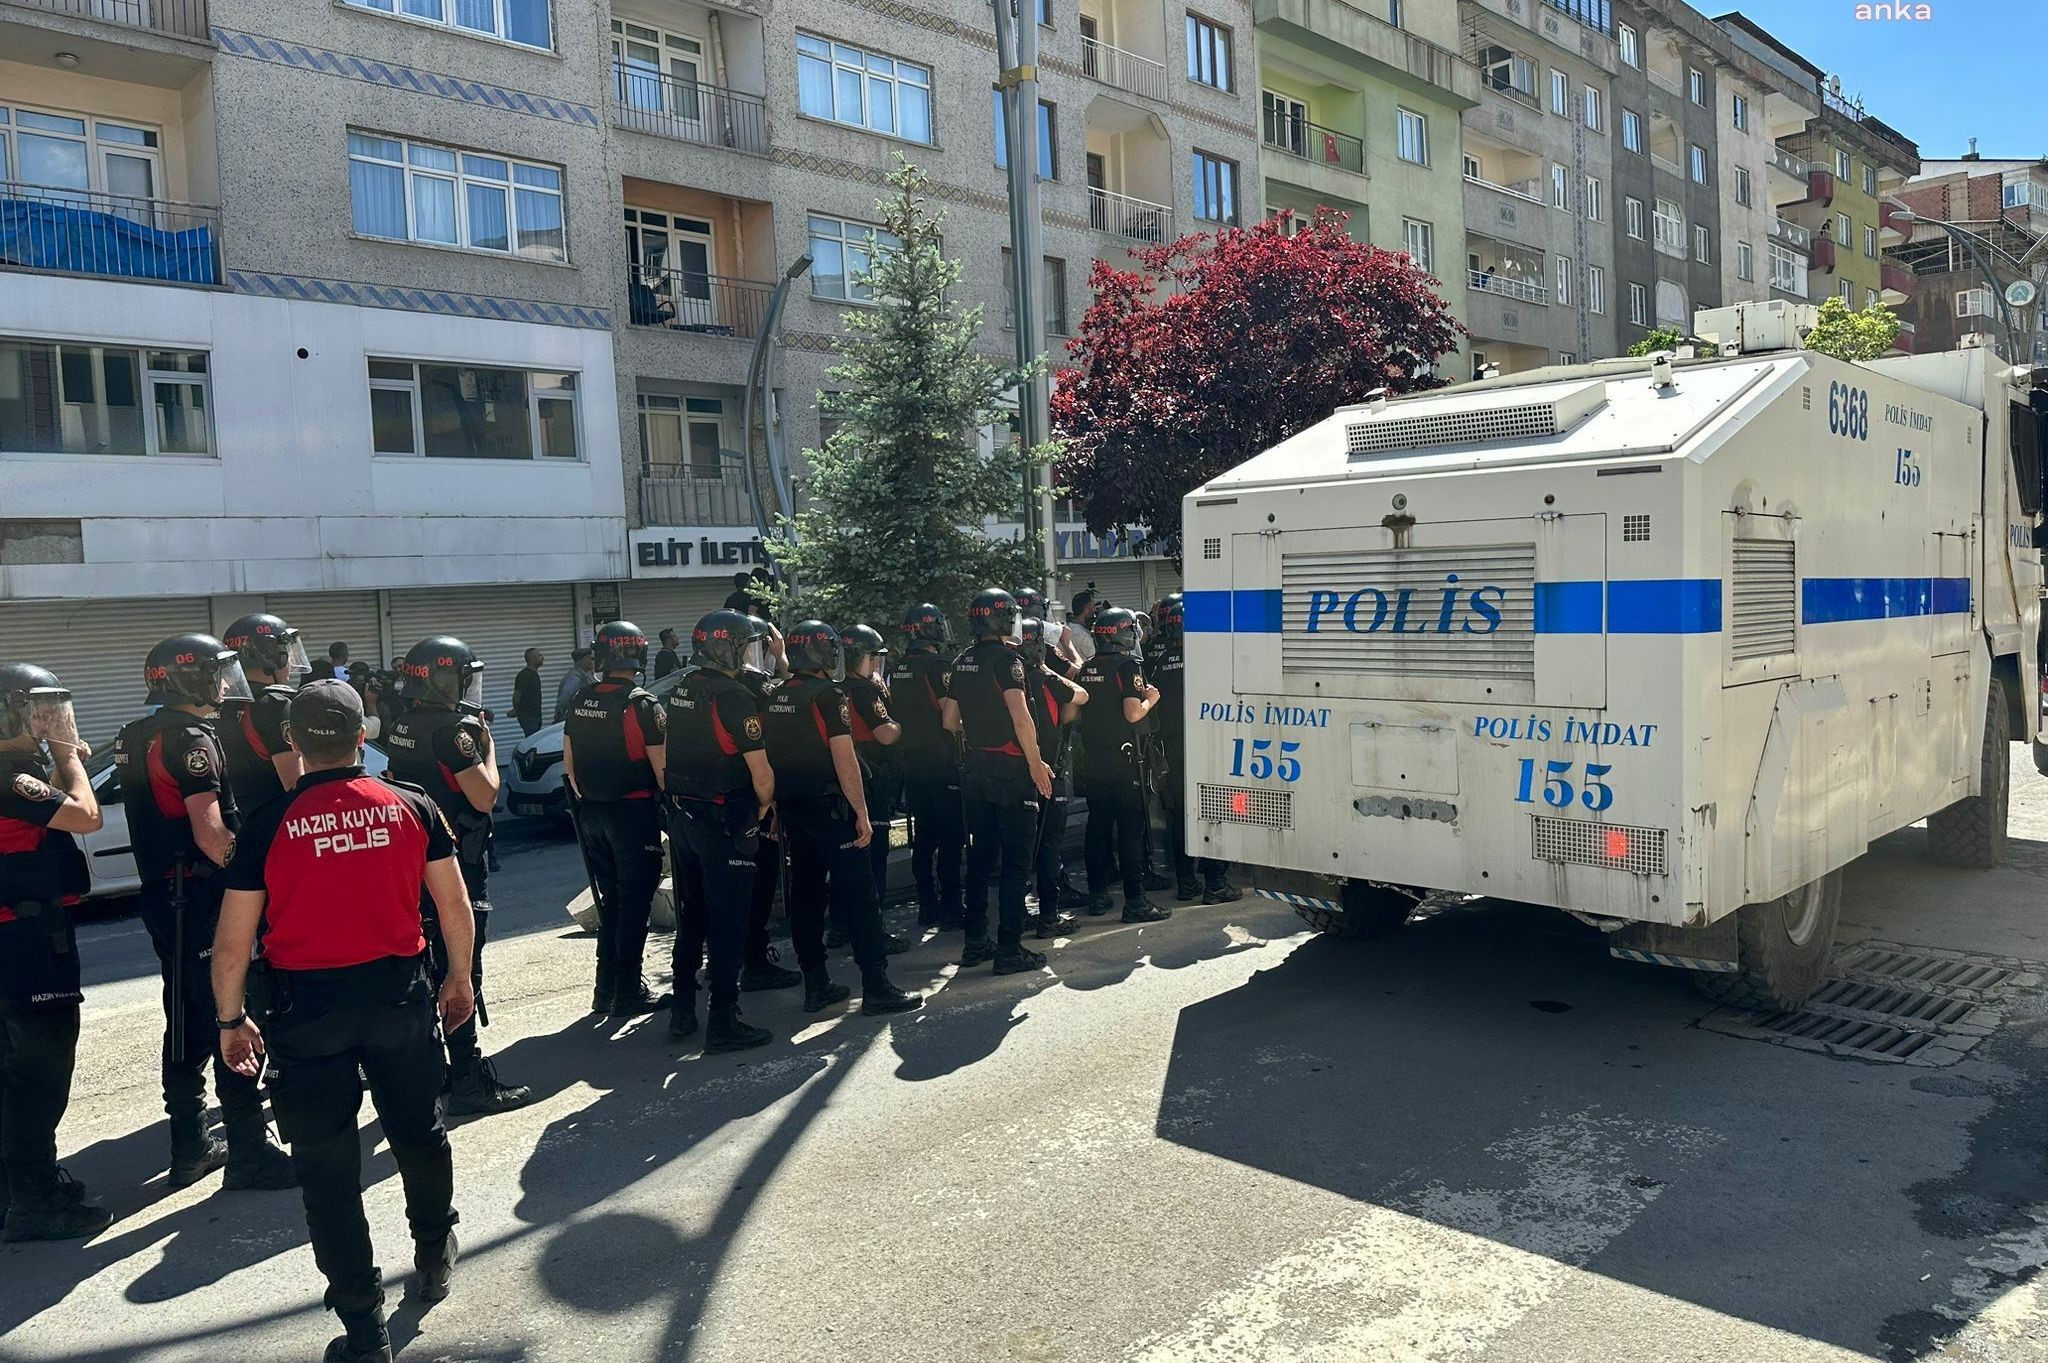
[0,597,210,750]
[386,584,580,721]
[619,580,730,641]
[267,592,383,670]
[1060,561,1145,615]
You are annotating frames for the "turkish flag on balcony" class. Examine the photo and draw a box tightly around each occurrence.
[1323,131,1339,164]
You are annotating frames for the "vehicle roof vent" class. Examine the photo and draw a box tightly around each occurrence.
[1345,381,1607,458]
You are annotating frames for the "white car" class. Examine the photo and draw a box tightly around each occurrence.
[506,669,690,822]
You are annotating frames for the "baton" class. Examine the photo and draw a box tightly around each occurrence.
[1030,722,1076,869]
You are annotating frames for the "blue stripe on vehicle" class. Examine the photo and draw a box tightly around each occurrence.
[1182,589,1285,634]
[1533,581,1604,634]
[1183,590,1232,634]
[1605,579,1723,634]
[1801,577,1972,624]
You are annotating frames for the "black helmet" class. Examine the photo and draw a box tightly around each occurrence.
[901,602,950,646]
[1091,607,1141,657]
[690,610,752,674]
[594,619,649,673]
[1014,587,1047,619]
[785,620,843,679]
[222,612,309,677]
[0,663,66,742]
[1018,617,1048,668]
[1153,593,1185,647]
[841,624,887,661]
[400,635,483,709]
[145,633,240,708]
[968,588,1021,642]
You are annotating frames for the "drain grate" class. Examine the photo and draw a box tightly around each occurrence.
[1701,940,2041,1067]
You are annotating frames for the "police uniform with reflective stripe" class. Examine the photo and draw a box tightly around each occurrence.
[217,685,295,813]
[565,680,667,998]
[951,639,1040,952]
[890,647,964,923]
[228,766,458,1320]
[1076,652,1149,903]
[843,672,897,895]
[662,670,765,1013]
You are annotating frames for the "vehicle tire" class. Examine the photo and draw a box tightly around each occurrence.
[1693,870,1843,1011]
[1295,880,1416,940]
[1927,674,2010,870]
[2034,738,2048,781]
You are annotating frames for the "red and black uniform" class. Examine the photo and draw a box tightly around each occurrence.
[228,767,458,1322]
[762,674,897,975]
[114,709,266,1143]
[844,672,897,897]
[217,685,295,813]
[662,670,766,1014]
[890,646,964,925]
[951,639,1039,953]
[1023,665,1080,916]
[1076,652,1149,902]
[0,756,90,1203]
[565,679,667,1001]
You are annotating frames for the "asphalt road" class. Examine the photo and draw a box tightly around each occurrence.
[6,760,2048,1363]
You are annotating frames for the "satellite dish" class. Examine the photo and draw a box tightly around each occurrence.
[2005,280,2039,309]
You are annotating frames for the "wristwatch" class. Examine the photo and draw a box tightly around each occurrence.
[215,1013,247,1030]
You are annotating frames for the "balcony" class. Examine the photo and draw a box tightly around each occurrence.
[1080,34,1168,102]
[1891,319,1916,353]
[1768,146,1808,183]
[1262,111,1364,178]
[1261,0,1477,107]
[1811,235,1836,271]
[629,267,775,339]
[1464,171,1542,205]
[1879,198,1911,240]
[2,0,210,42]
[609,62,768,156]
[1089,186,1172,242]
[1769,216,1810,250]
[1881,259,1914,303]
[1469,267,1547,305]
[1803,168,1835,206]
[638,473,755,527]
[0,182,220,287]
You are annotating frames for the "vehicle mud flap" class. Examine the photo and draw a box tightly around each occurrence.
[1251,868,1417,940]
[1608,915,1741,976]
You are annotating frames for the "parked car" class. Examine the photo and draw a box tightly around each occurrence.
[506,668,690,823]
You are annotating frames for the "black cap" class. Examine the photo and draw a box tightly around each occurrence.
[289,679,364,741]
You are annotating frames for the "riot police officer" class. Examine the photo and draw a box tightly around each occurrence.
[736,616,801,992]
[383,637,530,1116]
[839,624,905,940]
[211,680,466,1363]
[0,664,112,1241]
[761,622,923,1015]
[218,612,311,812]
[1018,619,1088,939]
[115,636,297,1190]
[662,610,775,1051]
[892,602,965,928]
[943,589,1054,972]
[1015,588,1079,676]
[1152,594,1239,904]
[1075,609,1170,922]
[563,620,669,1018]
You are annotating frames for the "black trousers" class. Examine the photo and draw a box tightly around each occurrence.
[267,957,455,1318]
[963,753,1038,951]
[1033,795,1070,913]
[864,761,899,903]
[0,998,78,1194]
[1082,773,1148,901]
[782,797,892,972]
[902,756,964,917]
[423,838,490,1068]
[137,874,263,1134]
[575,799,663,974]
[668,801,753,1011]
[746,838,781,968]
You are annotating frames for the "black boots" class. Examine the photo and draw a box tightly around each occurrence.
[325,1304,392,1363]
[167,1114,229,1188]
[222,1123,299,1192]
[993,945,1047,974]
[958,938,999,968]
[596,957,670,1016]
[1033,911,1074,939]
[667,994,700,1042]
[739,947,802,992]
[858,967,923,1016]
[704,1005,772,1054]
[1202,878,1243,904]
[2,1167,112,1243]
[414,1228,458,1303]
[1122,899,1172,924]
[1176,879,1202,902]
[1084,893,1114,918]
[802,967,852,1014]
[590,959,616,1014]
[446,1056,533,1117]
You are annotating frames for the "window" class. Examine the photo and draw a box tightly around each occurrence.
[1000,250,1069,334]
[1625,195,1645,239]
[0,337,210,458]
[1735,167,1752,207]
[2006,181,2034,208]
[1834,212,1851,246]
[1588,264,1606,315]
[1584,175,1603,221]
[1192,150,1238,223]
[1694,225,1711,264]
[1655,278,1686,324]
[1397,108,1428,165]
[1654,198,1683,250]
[1479,47,1536,98]
[1551,70,1570,115]
[1628,281,1648,325]
[1864,225,1878,258]
[992,92,1056,179]
[1862,163,1877,195]
[1551,163,1569,209]
[1618,23,1638,67]
[1621,109,1642,152]
[343,0,552,51]
[368,359,578,461]
[808,213,902,302]
[1401,218,1434,274]
[1840,278,1854,304]
[639,393,728,480]
[1957,287,1993,318]
[1583,85,1603,131]
[1688,68,1704,104]
[1555,254,1573,306]
[797,35,933,142]
[1557,352,1577,365]
[1865,287,1880,309]
[0,105,163,207]
[1689,144,1708,184]
[1737,241,1754,281]
[1732,93,1748,131]
[1186,13,1233,91]
[1835,149,1850,180]
[347,132,565,260]
[1770,242,1801,292]
[1388,0,1404,27]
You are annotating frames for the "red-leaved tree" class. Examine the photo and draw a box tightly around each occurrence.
[1052,210,1462,559]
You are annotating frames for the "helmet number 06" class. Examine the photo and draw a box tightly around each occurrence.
[1229,737,1303,782]
[1514,759,1614,812]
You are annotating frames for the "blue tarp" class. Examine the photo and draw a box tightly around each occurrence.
[0,196,218,286]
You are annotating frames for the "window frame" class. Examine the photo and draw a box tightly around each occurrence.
[1000,248,1069,335]
[795,32,935,144]
[1694,224,1711,265]
[1863,224,1878,258]
[1628,281,1648,325]
[1835,212,1852,246]
[1185,13,1234,92]
[1863,164,1878,195]
[1835,149,1851,180]
[806,212,903,304]
[992,90,1057,180]
[1192,148,1240,225]
[346,130,567,261]
[1687,67,1704,104]
[1689,143,1709,185]
[1583,84,1603,132]
[1735,166,1752,207]
[1584,174,1603,222]
[1588,263,1605,315]
[366,357,581,463]
[341,0,554,53]
[1550,70,1570,116]
[1555,253,1573,307]
[1736,241,1754,281]
[0,103,165,206]
[0,336,214,460]
[637,392,728,481]
[1732,93,1748,131]
[1957,287,1991,319]
[1618,23,1638,66]
[1401,216,1434,274]
[1621,108,1641,153]
[1396,107,1429,165]
[1550,163,1569,210]
[1625,195,1644,240]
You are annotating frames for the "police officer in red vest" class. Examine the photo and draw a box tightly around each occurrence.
[383,636,530,1116]
[563,619,670,1018]
[1074,609,1170,923]
[0,664,112,1242]
[218,612,312,812]
[1018,618,1089,939]
[891,602,965,929]
[115,635,297,1192]
[734,616,802,993]
[761,621,923,1016]
[834,624,909,950]
[663,610,777,1050]
[211,681,467,1363]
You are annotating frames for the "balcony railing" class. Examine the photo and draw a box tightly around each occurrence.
[1881,260,1915,298]
[1465,172,1544,206]
[628,267,776,340]
[1079,35,1168,102]
[1649,152,1682,178]
[1647,66,1682,95]
[1769,146,1809,180]
[4,0,210,41]
[1770,216,1811,249]
[639,473,755,528]
[610,62,769,155]
[1089,186,1172,243]
[1811,235,1837,270]
[1261,112,1364,177]
[0,181,220,286]
[1468,269,1548,305]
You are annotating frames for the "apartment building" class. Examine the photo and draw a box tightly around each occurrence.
[1779,81,1918,317]
[1251,0,1479,369]
[1715,12,1821,312]
[1892,155,2048,360]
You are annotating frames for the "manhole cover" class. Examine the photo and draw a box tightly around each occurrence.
[1701,941,2042,1067]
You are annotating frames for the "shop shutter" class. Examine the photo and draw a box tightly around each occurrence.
[267,591,383,671]
[1060,560,1145,615]
[619,580,730,642]
[386,584,580,720]
[0,597,210,750]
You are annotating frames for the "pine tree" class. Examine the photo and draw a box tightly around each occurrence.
[775,159,1045,639]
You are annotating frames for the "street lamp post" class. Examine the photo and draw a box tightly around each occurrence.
[1893,208,2027,362]
[740,254,814,584]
